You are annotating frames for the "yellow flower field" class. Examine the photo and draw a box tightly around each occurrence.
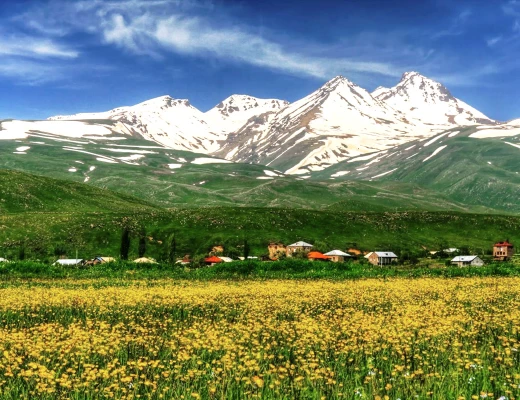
[0,278,519,399]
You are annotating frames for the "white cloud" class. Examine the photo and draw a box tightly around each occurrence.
[0,35,78,58]
[487,36,503,47]
[9,0,408,81]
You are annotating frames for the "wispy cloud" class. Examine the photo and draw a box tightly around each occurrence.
[487,36,503,47]
[432,9,472,39]
[8,0,416,81]
[0,35,78,58]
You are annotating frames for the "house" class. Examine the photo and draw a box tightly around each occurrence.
[307,251,331,261]
[348,248,363,256]
[364,252,373,259]
[0,258,9,263]
[367,252,398,266]
[54,259,84,266]
[268,243,286,260]
[133,257,158,264]
[238,256,258,261]
[211,245,224,255]
[324,250,351,263]
[493,241,515,261]
[451,256,484,267]
[443,248,459,254]
[286,241,313,257]
[204,256,223,266]
[219,256,234,263]
[176,255,191,265]
[94,257,116,264]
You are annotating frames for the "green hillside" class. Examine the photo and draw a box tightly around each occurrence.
[0,169,158,213]
[314,126,520,213]
[0,134,487,212]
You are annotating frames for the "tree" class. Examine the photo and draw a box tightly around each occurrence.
[120,228,131,260]
[168,232,177,264]
[18,243,25,261]
[243,238,250,260]
[138,227,146,258]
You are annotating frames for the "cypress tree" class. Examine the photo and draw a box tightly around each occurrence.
[138,228,146,258]
[168,233,177,264]
[120,228,130,260]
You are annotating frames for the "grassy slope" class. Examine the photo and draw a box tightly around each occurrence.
[0,169,158,213]
[0,134,493,212]
[314,126,520,213]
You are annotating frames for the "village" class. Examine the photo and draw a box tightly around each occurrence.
[6,240,513,268]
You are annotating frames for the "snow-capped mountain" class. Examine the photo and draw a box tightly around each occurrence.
[50,95,220,152]
[373,72,495,127]
[42,71,500,175]
[215,76,433,174]
[204,95,288,135]
[50,95,288,153]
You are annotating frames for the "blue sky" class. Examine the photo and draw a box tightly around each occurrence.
[1,0,520,120]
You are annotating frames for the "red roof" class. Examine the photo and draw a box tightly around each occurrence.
[308,251,331,260]
[494,241,514,247]
[204,256,223,263]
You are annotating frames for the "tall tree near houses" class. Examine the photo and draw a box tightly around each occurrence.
[120,227,131,260]
[243,238,250,261]
[138,227,146,258]
[168,232,177,264]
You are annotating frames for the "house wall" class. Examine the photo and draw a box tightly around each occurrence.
[493,246,515,260]
[286,246,312,257]
[268,243,286,260]
[329,255,344,263]
[471,258,484,266]
[367,253,379,265]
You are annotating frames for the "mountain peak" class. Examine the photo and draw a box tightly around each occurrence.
[375,71,493,126]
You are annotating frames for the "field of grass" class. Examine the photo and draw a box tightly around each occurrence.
[0,276,519,399]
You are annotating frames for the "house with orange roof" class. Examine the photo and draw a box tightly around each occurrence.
[493,241,515,261]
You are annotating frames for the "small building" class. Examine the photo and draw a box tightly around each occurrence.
[0,258,9,263]
[94,256,116,264]
[451,255,484,267]
[211,245,224,255]
[308,251,331,261]
[443,248,459,254]
[176,255,191,265]
[493,241,515,261]
[219,256,234,263]
[238,256,258,261]
[367,252,398,266]
[286,241,313,257]
[324,250,351,263]
[204,256,223,266]
[268,242,286,260]
[133,257,158,264]
[348,248,363,256]
[54,259,84,266]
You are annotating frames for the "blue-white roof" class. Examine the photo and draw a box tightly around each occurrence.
[451,256,479,262]
[324,250,351,256]
[54,259,83,265]
[288,241,313,247]
[375,252,398,258]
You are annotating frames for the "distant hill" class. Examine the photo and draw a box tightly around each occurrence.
[0,169,157,213]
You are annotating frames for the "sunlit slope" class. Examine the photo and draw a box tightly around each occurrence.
[315,126,520,213]
[0,169,158,213]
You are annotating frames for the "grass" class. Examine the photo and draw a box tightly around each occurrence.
[1,259,520,281]
[0,276,520,399]
[315,126,520,213]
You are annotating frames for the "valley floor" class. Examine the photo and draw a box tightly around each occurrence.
[0,276,519,399]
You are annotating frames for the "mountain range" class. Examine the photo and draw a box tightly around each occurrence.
[43,71,501,174]
[1,71,519,213]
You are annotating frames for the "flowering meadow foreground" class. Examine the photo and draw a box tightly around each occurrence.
[0,278,519,399]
